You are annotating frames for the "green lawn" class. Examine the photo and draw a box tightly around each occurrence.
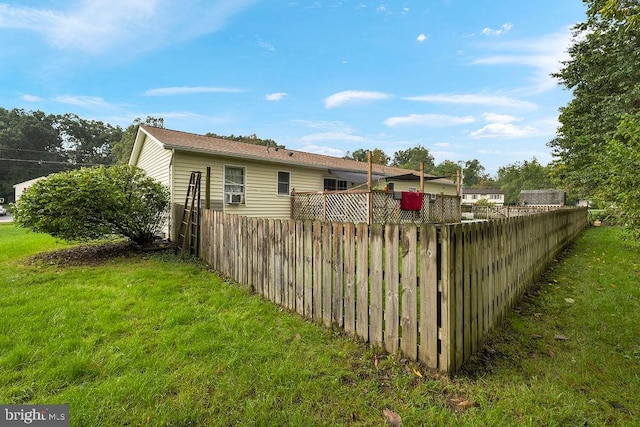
[0,223,638,425]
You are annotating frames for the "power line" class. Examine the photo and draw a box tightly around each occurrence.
[0,157,107,166]
[0,147,64,155]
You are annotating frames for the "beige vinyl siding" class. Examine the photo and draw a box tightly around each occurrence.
[172,151,334,219]
[136,135,172,188]
[170,151,459,220]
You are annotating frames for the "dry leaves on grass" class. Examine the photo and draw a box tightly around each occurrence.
[383,409,402,426]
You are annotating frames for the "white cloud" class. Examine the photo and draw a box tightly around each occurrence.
[482,23,513,36]
[145,86,244,96]
[55,95,111,108]
[296,143,345,158]
[21,94,43,102]
[404,93,537,109]
[416,33,427,43]
[258,40,276,51]
[384,113,475,127]
[324,90,391,108]
[483,112,517,124]
[149,111,207,120]
[0,0,258,55]
[473,28,574,93]
[301,132,366,143]
[470,122,537,138]
[266,92,287,101]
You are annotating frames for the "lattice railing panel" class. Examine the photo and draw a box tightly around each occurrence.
[294,190,461,224]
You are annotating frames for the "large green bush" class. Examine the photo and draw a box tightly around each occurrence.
[13,166,169,245]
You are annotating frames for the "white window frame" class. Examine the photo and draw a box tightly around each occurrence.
[277,170,290,196]
[224,165,246,204]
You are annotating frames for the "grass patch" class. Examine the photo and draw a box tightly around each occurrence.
[1,223,639,425]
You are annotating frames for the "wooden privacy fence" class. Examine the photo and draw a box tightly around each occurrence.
[470,205,564,219]
[197,208,588,372]
[292,190,461,224]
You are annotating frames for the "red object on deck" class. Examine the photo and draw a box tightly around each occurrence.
[400,191,423,211]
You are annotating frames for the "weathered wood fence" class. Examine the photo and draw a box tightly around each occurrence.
[197,208,588,372]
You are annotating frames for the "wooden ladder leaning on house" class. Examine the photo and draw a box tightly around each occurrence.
[176,171,202,257]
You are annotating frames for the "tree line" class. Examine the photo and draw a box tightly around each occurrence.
[0,110,166,203]
[344,146,556,205]
[0,107,558,205]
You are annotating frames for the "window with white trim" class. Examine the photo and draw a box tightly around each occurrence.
[277,171,290,195]
[224,166,245,204]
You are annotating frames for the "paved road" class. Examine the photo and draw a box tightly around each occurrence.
[0,214,13,223]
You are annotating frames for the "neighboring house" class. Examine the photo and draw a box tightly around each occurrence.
[13,176,46,202]
[519,189,566,207]
[129,126,457,237]
[461,188,505,206]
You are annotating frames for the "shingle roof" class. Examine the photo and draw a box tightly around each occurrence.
[463,188,504,195]
[140,125,454,185]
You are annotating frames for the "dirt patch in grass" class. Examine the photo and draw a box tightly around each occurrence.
[24,241,136,267]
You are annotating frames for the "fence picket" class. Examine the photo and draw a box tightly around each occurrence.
[313,221,323,321]
[356,223,370,341]
[419,225,438,369]
[384,224,399,355]
[370,224,384,348]
[295,221,304,315]
[343,223,356,335]
[400,225,418,360]
[332,223,344,327]
[304,221,313,318]
[322,222,333,327]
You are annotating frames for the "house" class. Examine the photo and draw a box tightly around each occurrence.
[13,176,46,202]
[519,189,566,207]
[461,188,504,206]
[129,126,457,237]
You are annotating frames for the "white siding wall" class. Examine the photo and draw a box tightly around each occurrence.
[137,136,172,188]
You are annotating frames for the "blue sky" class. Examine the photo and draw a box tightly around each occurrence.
[0,0,586,175]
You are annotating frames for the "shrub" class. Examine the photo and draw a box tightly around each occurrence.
[13,166,169,245]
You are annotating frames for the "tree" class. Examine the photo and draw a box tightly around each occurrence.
[113,117,164,164]
[343,148,390,165]
[550,0,640,197]
[432,160,461,181]
[495,158,555,205]
[57,113,122,165]
[598,0,640,29]
[597,113,640,238]
[13,166,169,246]
[0,108,67,202]
[391,145,435,171]
[205,131,284,149]
[462,159,491,188]
[0,108,128,203]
